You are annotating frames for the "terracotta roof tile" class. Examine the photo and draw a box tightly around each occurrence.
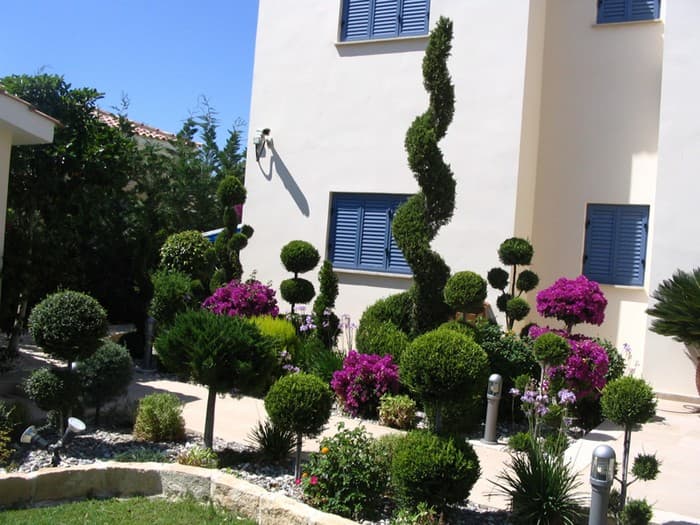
[97,109,176,142]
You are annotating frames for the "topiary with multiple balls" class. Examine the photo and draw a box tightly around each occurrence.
[279,240,320,315]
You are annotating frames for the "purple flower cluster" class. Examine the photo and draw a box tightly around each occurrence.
[202,279,279,317]
[536,275,607,330]
[549,336,609,400]
[330,351,399,418]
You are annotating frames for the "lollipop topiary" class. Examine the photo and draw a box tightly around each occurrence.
[279,241,320,315]
[536,275,607,334]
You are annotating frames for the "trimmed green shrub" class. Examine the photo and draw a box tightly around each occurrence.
[156,310,276,447]
[437,320,476,339]
[214,176,253,282]
[312,260,340,348]
[280,240,320,275]
[265,372,333,478]
[24,367,79,420]
[78,340,133,426]
[487,267,509,291]
[507,431,531,452]
[400,329,488,433]
[595,338,626,383]
[300,423,388,521]
[355,320,409,362]
[29,290,108,364]
[516,269,539,293]
[620,499,653,525]
[498,238,534,266]
[359,292,414,336]
[489,238,538,330]
[133,392,186,442]
[279,278,315,305]
[532,332,570,367]
[378,394,417,430]
[294,336,344,383]
[177,445,218,468]
[506,297,531,323]
[251,315,300,358]
[391,431,480,512]
[148,270,195,327]
[246,419,296,463]
[217,176,246,207]
[443,271,487,314]
[480,333,539,396]
[159,230,215,285]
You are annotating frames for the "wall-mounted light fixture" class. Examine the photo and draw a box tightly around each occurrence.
[253,128,272,161]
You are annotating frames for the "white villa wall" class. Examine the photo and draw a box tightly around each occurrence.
[527,1,663,372]
[243,0,530,325]
[645,0,700,398]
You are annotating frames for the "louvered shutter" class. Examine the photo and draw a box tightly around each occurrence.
[359,198,390,269]
[342,0,371,41]
[371,0,399,39]
[399,0,429,36]
[597,0,659,23]
[612,206,648,285]
[583,205,616,283]
[330,196,361,269]
[387,199,411,274]
[629,0,659,21]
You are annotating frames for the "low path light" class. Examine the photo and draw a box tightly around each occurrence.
[589,444,616,525]
[481,373,502,444]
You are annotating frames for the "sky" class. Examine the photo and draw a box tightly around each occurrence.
[1,0,260,147]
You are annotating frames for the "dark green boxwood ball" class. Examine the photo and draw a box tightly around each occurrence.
[23,367,79,413]
[496,292,512,313]
[355,320,409,362]
[280,278,315,305]
[265,373,333,437]
[78,340,134,406]
[29,290,108,362]
[498,237,534,266]
[217,175,247,206]
[444,271,487,313]
[240,224,254,238]
[391,430,480,511]
[159,230,215,282]
[506,296,531,322]
[601,376,657,428]
[437,320,476,340]
[532,332,570,366]
[516,269,539,293]
[228,232,249,251]
[280,240,320,274]
[359,292,414,336]
[488,267,509,291]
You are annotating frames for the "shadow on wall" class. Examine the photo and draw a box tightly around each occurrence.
[337,271,413,291]
[256,144,309,217]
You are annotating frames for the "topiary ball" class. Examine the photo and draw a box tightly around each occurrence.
[498,237,534,266]
[437,320,476,340]
[516,269,539,293]
[228,232,249,251]
[29,290,108,363]
[240,224,254,238]
[359,292,414,336]
[391,430,480,511]
[280,240,320,274]
[23,367,79,413]
[506,296,531,322]
[601,376,657,428]
[217,176,247,207]
[265,373,333,437]
[280,278,315,305]
[496,292,512,313]
[531,332,570,367]
[488,267,509,291]
[78,340,133,408]
[159,230,215,282]
[444,271,487,314]
[355,320,409,362]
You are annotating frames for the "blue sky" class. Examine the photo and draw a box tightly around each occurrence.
[1,0,259,146]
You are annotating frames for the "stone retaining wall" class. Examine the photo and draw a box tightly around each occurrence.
[0,462,357,525]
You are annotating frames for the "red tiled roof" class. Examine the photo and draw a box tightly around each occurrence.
[97,109,176,142]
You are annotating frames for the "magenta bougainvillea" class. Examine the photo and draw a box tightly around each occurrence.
[550,336,609,400]
[202,279,279,317]
[330,351,399,418]
[536,275,607,332]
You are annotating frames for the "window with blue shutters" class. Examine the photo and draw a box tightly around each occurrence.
[597,0,660,24]
[340,0,430,42]
[583,204,649,286]
[328,193,412,275]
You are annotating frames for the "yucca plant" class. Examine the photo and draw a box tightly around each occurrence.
[647,267,700,396]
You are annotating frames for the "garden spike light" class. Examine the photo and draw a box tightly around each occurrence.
[482,373,502,444]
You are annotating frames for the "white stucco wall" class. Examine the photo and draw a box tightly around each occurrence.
[645,0,700,399]
[526,1,663,371]
[243,0,531,325]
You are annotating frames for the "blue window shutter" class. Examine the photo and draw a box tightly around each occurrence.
[342,0,371,41]
[584,205,616,283]
[387,200,411,274]
[598,0,659,23]
[629,0,659,21]
[330,196,361,268]
[612,206,648,285]
[371,0,399,39]
[359,198,390,269]
[399,0,429,36]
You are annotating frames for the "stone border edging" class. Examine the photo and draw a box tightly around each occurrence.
[0,462,357,525]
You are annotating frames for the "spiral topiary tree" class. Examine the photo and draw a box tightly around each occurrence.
[279,240,320,316]
[392,17,456,335]
[487,237,539,331]
[211,176,254,289]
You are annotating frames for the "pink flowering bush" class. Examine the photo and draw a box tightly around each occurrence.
[202,279,279,317]
[331,351,399,418]
[536,275,607,333]
[550,336,609,400]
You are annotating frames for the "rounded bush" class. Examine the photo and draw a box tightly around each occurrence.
[391,430,480,511]
[29,290,108,363]
[481,333,539,393]
[400,329,489,406]
[240,224,254,238]
[601,377,657,428]
[159,230,214,282]
[444,271,487,314]
[265,373,333,438]
[532,332,570,366]
[149,270,195,327]
[228,232,249,251]
[355,320,409,362]
[24,367,78,413]
[359,292,414,336]
[488,267,509,291]
[516,269,539,293]
[280,278,315,305]
[437,320,476,340]
[280,240,320,274]
[133,392,186,442]
[498,237,534,266]
[217,175,246,207]
[78,340,133,417]
[251,315,300,358]
[378,394,417,430]
[620,499,653,525]
[496,292,512,313]
[506,296,531,322]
